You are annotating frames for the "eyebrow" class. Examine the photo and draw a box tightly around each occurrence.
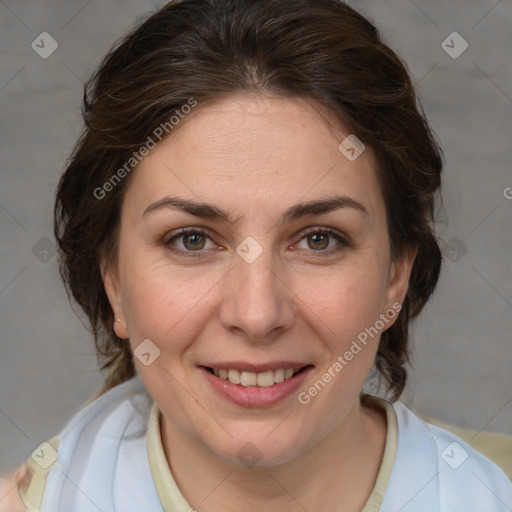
[142,195,368,224]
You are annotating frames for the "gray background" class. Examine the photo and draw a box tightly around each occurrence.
[0,0,511,474]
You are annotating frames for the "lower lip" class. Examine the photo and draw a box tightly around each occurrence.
[199,366,314,407]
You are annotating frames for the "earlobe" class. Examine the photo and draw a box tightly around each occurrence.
[385,244,418,311]
[101,262,129,339]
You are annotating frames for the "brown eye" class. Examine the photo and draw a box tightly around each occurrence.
[182,232,206,250]
[307,232,330,250]
[295,228,349,255]
[165,228,215,256]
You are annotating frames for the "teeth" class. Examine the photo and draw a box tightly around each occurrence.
[256,370,274,387]
[211,367,300,386]
[227,369,241,384]
[274,369,285,383]
[240,371,256,386]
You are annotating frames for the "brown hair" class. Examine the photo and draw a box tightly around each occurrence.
[54,0,443,401]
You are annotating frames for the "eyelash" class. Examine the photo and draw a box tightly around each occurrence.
[164,227,351,259]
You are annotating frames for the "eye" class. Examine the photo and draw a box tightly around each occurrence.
[164,226,350,259]
[294,227,349,254]
[165,228,216,256]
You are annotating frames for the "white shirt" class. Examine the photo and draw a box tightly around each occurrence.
[24,375,512,511]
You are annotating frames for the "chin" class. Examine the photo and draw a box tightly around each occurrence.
[203,429,309,468]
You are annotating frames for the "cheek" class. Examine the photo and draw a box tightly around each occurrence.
[302,264,388,403]
[119,257,220,350]
[299,258,389,340]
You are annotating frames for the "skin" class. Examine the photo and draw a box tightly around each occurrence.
[101,93,417,511]
[0,465,30,512]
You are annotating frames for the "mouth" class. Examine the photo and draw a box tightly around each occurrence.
[198,363,314,407]
[202,365,312,387]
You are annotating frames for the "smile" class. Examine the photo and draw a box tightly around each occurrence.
[207,367,302,387]
[199,364,314,407]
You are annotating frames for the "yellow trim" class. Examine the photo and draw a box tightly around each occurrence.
[18,435,60,512]
[147,396,398,511]
[16,387,102,510]
[147,403,194,511]
[361,396,398,511]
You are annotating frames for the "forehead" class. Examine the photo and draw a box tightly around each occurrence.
[123,93,385,225]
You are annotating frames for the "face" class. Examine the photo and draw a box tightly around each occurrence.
[103,93,415,467]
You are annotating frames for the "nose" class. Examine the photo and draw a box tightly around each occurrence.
[219,247,296,344]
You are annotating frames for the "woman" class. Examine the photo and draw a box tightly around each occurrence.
[1,0,511,510]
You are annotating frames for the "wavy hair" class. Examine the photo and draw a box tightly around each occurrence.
[54,0,443,401]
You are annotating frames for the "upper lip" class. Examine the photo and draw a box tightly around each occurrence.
[199,361,313,373]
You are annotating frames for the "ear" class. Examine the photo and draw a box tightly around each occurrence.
[101,259,129,339]
[384,244,418,314]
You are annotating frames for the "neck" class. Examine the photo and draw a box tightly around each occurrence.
[161,396,387,512]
